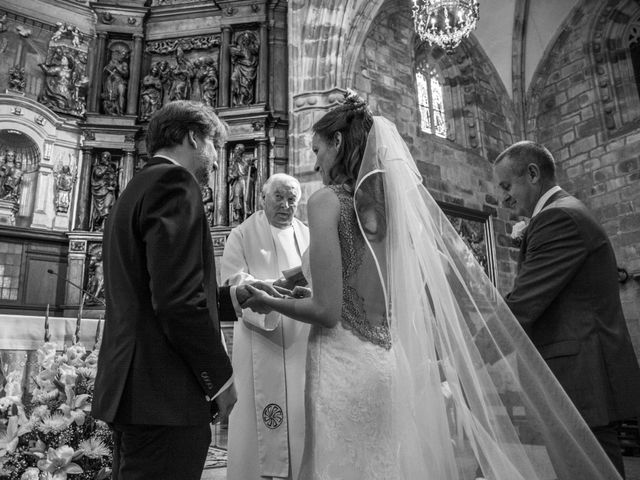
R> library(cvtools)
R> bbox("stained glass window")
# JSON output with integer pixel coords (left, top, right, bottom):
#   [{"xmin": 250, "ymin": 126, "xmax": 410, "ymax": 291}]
[{"xmin": 416, "ymin": 64, "xmax": 447, "ymax": 138}]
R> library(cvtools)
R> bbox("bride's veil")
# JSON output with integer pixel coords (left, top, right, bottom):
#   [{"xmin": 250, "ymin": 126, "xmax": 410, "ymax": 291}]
[{"xmin": 353, "ymin": 116, "xmax": 621, "ymax": 479}]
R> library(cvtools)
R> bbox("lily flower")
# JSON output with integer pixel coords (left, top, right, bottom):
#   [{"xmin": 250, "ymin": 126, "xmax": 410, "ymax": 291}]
[
  {"xmin": 37, "ymin": 445, "xmax": 83, "ymax": 480},
  {"xmin": 0, "ymin": 415, "xmax": 19, "ymax": 456}
]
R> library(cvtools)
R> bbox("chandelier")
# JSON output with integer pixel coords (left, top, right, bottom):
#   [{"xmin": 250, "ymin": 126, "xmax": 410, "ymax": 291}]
[{"xmin": 412, "ymin": 0, "xmax": 480, "ymax": 52}]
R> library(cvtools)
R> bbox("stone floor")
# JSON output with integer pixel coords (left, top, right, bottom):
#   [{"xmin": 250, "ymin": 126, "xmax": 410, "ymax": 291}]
[
  {"xmin": 203, "ymin": 456, "xmax": 640, "ymax": 480},
  {"xmin": 201, "ymin": 423, "xmax": 640, "ymax": 480}
]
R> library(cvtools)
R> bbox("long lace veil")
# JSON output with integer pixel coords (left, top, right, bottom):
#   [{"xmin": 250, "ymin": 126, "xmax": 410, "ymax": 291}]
[{"xmin": 353, "ymin": 117, "xmax": 621, "ymax": 479}]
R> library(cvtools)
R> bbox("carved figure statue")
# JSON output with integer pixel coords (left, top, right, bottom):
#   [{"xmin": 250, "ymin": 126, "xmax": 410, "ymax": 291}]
[
  {"xmin": 102, "ymin": 46, "xmax": 130, "ymax": 116},
  {"xmin": 38, "ymin": 47, "xmax": 74, "ymax": 111},
  {"xmin": 140, "ymin": 63, "xmax": 163, "ymax": 121},
  {"xmin": 53, "ymin": 163, "xmax": 77, "ymax": 214},
  {"xmin": 198, "ymin": 58, "xmax": 218, "ymax": 108},
  {"xmin": 90, "ymin": 151, "xmax": 118, "ymax": 231},
  {"xmin": 0, "ymin": 151, "xmax": 8, "ymax": 193},
  {"xmin": 2, "ymin": 151, "xmax": 23, "ymax": 202},
  {"xmin": 168, "ymin": 47, "xmax": 195, "ymax": 101},
  {"xmin": 230, "ymin": 31, "xmax": 259, "ymax": 107},
  {"xmin": 8, "ymin": 65, "xmax": 25, "ymax": 93},
  {"xmin": 202, "ymin": 185, "xmax": 215, "ymax": 227},
  {"xmin": 227, "ymin": 144, "xmax": 255, "ymax": 225},
  {"xmin": 86, "ymin": 250, "xmax": 105, "ymax": 305}
]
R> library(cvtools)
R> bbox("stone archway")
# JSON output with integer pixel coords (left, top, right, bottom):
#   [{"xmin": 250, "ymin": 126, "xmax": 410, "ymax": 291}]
[{"xmin": 288, "ymin": 0, "xmax": 387, "ymax": 197}]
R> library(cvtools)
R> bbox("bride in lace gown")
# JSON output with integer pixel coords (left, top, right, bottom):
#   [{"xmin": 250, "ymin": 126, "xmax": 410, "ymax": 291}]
[{"xmin": 245, "ymin": 92, "xmax": 622, "ymax": 480}]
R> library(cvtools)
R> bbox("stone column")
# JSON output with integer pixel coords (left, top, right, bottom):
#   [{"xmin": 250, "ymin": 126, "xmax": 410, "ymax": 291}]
[
  {"xmin": 219, "ymin": 26, "xmax": 231, "ymax": 108},
  {"xmin": 127, "ymin": 34, "xmax": 144, "ymax": 116},
  {"xmin": 74, "ymin": 147, "xmax": 93, "ymax": 231},
  {"xmin": 256, "ymin": 139, "xmax": 268, "ymax": 202},
  {"xmin": 257, "ymin": 23, "xmax": 268, "ymax": 104},
  {"xmin": 214, "ymin": 144, "xmax": 228, "ymax": 226},
  {"xmin": 89, "ymin": 33, "xmax": 108, "ymax": 113},
  {"xmin": 120, "ymin": 149, "xmax": 136, "ymax": 191}
]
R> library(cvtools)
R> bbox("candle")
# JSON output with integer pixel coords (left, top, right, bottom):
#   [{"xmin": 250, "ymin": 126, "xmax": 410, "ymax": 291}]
[
  {"xmin": 74, "ymin": 295, "xmax": 83, "ymax": 344},
  {"xmin": 94, "ymin": 315, "xmax": 103, "ymax": 349},
  {"xmin": 44, "ymin": 303, "xmax": 50, "ymax": 342}
]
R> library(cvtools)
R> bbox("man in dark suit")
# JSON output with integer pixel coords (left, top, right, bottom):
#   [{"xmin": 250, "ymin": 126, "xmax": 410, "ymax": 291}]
[
  {"xmin": 494, "ymin": 140, "xmax": 640, "ymax": 478},
  {"xmin": 92, "ymin": 100, "xmax": 272, "ymax": 480}
]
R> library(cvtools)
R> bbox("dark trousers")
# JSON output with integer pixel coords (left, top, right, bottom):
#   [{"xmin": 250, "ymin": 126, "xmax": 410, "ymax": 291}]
[
  {"xmin": 111, "ymin": 423, "xmax": 211, "ymax": 480},
  {"xmin": 592, "ymin": 422, "xmax": 626, "ymax": 479}
]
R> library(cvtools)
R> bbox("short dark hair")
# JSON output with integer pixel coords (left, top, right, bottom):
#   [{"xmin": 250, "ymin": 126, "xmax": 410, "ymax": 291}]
[
  {"xmin": 494, "ymin": 140, "xmax": 556, "ymax": 180},
  {"xmin": 312, "ymin": 90, "xmax": 373, "ymax": 188},
  {"xmin": 146, "ymin": 100, "xmax": 228, "ymax": 156}
]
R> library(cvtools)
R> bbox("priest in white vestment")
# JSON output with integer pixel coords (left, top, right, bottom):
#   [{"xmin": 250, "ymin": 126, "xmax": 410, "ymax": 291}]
[{"xmin": 223, "ymin": 173, "xmax": 310, "ymax": 480}]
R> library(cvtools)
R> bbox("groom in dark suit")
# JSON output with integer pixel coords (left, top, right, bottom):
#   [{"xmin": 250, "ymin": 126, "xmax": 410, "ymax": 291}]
[
  {"xmin": 92, "ymin": 101, "xmax": 270, "ymax": 480},
  {"xmin": 494, "ymin": 140, "xmax": 640, "ymax": 478}
]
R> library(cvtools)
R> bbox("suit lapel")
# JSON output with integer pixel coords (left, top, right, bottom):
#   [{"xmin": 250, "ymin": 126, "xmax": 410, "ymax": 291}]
[{"xmin": 517, "ymin": 189, "xmax": 569, "ymax": 271}]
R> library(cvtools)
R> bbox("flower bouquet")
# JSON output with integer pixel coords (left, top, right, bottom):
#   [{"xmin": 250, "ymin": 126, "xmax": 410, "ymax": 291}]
[{"xmin": 0, "ymin": 334, "xmax": 112, "ymax": 480}]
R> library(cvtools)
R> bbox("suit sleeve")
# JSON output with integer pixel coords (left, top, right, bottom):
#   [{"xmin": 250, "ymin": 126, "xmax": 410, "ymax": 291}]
[
  {"xmin": 141, "ymin": 168, "xmax": 232, "ymax": 397},
  {"xmin": 505, "ymin": 208, "xmax": 588, "ymax": 334}
]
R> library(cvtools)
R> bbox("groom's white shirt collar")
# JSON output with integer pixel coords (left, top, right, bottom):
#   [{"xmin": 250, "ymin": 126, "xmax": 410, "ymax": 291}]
[
  {"xmin": 532, "ymin": 185, "xmax": 562, "ymax": 218},
  {"xmin": 153, "ymin": 154, "xmax": 180, "ymax": 166}
]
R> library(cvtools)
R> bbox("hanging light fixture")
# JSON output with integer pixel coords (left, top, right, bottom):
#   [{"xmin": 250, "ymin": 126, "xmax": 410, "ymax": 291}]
[{"xmin": 412, "ymin": 0, "xmax": 480, "ymax": 52}]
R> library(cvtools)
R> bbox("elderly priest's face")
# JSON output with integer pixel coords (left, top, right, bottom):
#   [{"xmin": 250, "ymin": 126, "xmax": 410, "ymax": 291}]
[{"xmin": 263, "ymin": 178, "xmax": 300, "ymax": 229}]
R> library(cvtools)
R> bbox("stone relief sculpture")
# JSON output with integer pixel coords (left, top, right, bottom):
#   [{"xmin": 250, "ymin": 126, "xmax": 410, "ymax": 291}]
[
  {"xmin": 38, "ymin": 47, "xmax": 75, "ymax": 111},
  {"xmin": 139, "ymin": 63, "xmax": 164, "ymax": 121},
  {"xmin": 38, "ymin": 25, "xmax": 89, "ymax": 117},
  {"xmin": 1, "ymin": 151, "xmax": 24, "ymax": 202},
  {"xmin": 90, "ymin": 151, "xmax": 118, "ymax": 231},
  {"xmin": 8, "ymin": 65, "xmax": 25, "ymax": 93},
  {"xmin": 102, "ymin": 44, "xmax": 130, "ymax": 116},
  {"xmin": 85, "ymin": 247, "xmax": 105, "ymax": 306},
  {"xmin": 227, "ymin": 143, "xmax": 256, "ymax": 225},
  {"xmin": 168, "ymin": 47, "xmax": 196, "ymax": 101},
  {"xmin": 230, "ymin": 31, "xmax": 259, "ymax": 107},
  {"xmin": 0, "ymin": 151, "xmax": 9, "ymax": 194},
  {"xmin": 202, "ymin": 185, "xmax": 214, "ymax": 227},
  {"xmin": 53, "ymin": 162, "xmax": 78, "ymax": 214},
  {"xmin": 197, "ymin": 57, "xmax": 218, "ymax": 107}
]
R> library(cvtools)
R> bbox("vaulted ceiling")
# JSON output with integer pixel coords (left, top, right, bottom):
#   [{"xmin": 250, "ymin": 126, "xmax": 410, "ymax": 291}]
[{"xmin": 472, "ymin": 0, "xmax": 580, "ymax": 97}]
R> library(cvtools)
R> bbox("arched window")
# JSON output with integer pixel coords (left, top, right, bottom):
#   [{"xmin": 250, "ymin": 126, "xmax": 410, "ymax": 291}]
[
  {"xmin": 416, "ymin": 63, "xmax": 447, "ymax": 138},
  {"xmin": 627, "ymin": 21, "xmax": 640, "ymax": 98}
]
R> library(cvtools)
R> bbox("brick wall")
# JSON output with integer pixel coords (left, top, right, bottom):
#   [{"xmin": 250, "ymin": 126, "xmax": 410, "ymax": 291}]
[{"xmin": 352, "ymin": 5, "xmax": 519, "ymax": 293}]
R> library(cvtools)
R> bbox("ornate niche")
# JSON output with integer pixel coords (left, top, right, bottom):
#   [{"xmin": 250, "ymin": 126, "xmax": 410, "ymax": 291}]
[
  {"xmin": 230, "ymin": 30, "xmax": 260, "ymax": 108},
  {"xmin": 140, "ymin": 34, "xmax": 221, "ymax": 121},
  {"xmin": 101, "ymin": 41, "xmax": 131, "ymax": 117},
  {"xmin": 0, "ymin": 129, "xmax": 41, "ymax": 227},
  {"xmin": 88, "ymin": 150, "xmax": 119, "ymax": 232},
  {"xmin": 226, "ymin": 141, "xmax": 258, "ymax": 226}
]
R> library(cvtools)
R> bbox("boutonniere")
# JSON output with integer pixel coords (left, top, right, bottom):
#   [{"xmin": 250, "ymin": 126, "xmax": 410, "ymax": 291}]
[{"xmin": 510, "ymin": 220, "xmax": 529, "ymax": 245}]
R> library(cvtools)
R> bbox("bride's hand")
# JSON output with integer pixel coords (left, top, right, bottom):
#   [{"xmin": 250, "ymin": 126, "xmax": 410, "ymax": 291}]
[{"xmin": 243, "ymin": 284, "xmax": 278, "ymax": 314}]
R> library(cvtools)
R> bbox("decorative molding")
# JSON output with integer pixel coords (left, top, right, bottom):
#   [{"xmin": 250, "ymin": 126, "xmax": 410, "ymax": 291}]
[
  {"xmin": 70, "ymin": 239, "xmax": 87, "ymax": 253},
  {"xmin": 145, "ymin": 35, "xmax": 221, "ymax": 54}
]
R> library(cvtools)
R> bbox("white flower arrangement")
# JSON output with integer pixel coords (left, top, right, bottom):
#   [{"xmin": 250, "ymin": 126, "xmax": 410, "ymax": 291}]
[{"xmin": 0, "ymin": 339, "xmax": 112, "ymax": 480}]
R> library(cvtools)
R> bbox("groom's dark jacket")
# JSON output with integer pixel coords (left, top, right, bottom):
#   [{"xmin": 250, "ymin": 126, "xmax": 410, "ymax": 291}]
[
  {"xmin": 92, "ymin": 157, "xmax": 234, "ymax": 426},
  {"xmin": 506, "ymin": 189, "xmax": 640, "ymax": 427}
]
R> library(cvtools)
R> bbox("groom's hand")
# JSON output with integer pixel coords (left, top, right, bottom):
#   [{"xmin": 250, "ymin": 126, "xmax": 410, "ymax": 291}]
[
  {"xmin": 237, "ymin": 281, "xmax": 284, "ymax": 313},
  {"xmin": 214, "ymin": 383, "xmax": 237, "ymax": 424}
]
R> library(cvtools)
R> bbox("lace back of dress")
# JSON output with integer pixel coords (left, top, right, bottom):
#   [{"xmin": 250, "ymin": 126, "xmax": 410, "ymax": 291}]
[{"xmin": 330, "ymin": 185, "xmax": 391, "ymax": 349}]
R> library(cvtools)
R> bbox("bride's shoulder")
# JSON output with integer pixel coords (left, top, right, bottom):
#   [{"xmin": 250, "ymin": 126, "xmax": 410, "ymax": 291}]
[
  {"xmin": 308, "ymin": 186, "xmax": 340, "ymax": 217},
  {"xmin": 308, "ymin": 186, "xmax": 340, "ymax": 205}
]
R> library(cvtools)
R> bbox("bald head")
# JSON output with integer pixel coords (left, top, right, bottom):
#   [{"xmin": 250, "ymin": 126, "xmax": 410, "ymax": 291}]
[{"xmin": 262, "ymin": 173, "xmax": 301, "ymax": 229}]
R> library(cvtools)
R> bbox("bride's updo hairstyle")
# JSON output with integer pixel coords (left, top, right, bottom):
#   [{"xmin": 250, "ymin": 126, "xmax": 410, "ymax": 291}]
[{"xmin": 312, "ymin": 90, "xmax": 373, "ymax": 189}]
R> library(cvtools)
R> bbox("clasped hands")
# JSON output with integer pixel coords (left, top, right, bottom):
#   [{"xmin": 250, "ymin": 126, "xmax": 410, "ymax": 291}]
[{"xmin": 236, "ymin": 280, "xmax": 311, "ymax": 314}]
